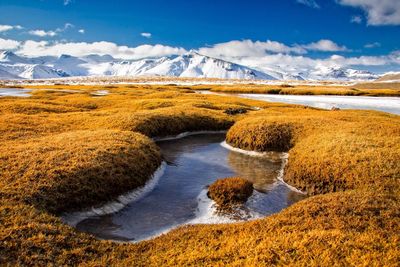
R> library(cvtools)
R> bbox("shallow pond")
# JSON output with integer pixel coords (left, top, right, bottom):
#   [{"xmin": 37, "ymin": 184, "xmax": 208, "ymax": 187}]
[
  {"xmin": 0, "ymin": 88, "xmax": 31, "ymax": 97},
  {"xmin": 239, "ymin": 94, "xmax": 400, "ymax": 115},
  {"xmin": 73, "ymin": 133, "xmax": 306, "ymax": 242}
]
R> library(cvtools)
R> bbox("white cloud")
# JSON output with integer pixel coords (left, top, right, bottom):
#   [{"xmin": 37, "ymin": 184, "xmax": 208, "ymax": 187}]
[
  {"xmin": 62, "ymin": 23, "xmax": 74, "ymax": 30},
  {"xmin": 28, "ymin": 30, "xmax": 58, "ymax": 37},
  {"xmin": 0, "ymin": 38, "xmax": 21, "ymax": 50},
  {"xmin": 16, "ymin": 40, "xmax": 187, "ymax": 60},
  {"xmin": 296, "ymin": 0, "xmax": 320, "ymax": 8},
  {"xmin": 27, "ymin": 23, "xmax": 74, "ymax": 38},
  {"xmin": 351, "ymin": 15, "xmax": 363, "ymax": 24},
  {"xmin": 198, "ymin": 39, "xmax": 349, "ymax": 58},
  {"xmin": 64, "ymin": 0, "xmax": 72, "ymax": 5},
  {"xmin": 364, "ymin": 42, "xmax": 381, "ymax": 48},
  {"xmin": 78, "ymin": 29, "xmax": 85, "ymax": 34},
  {"xmin": 338, "ymin": 0, "xmax": 400, "ymax": 25},
  {"xmin": 0, "ymin": 24, "xmax": 23, "ymax": 33},
  {"xmin": 300, "ymin": 39, "xmax": 349, "ymax": 52},
  {"xmin": 0, "ymin": 25, "xmax": 13, "ymax": 33},
  {"xmin": 141, "ymin": 32, "xmax": 152, "ymax": 38},
  {"xmin": 210, "ymin": 51, "xmax": 399, "ymax": 76},
  {"xmin": 199, "ymin": 40, "xmax": 306, "ymax": 58},
  {"xmin": 195, "ymin": 41, "xmax": 399, "ymax": 74}
]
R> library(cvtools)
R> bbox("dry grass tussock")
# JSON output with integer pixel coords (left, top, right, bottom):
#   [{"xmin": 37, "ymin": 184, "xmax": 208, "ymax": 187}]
[
  {"xmin": 189, "ymin": 83, "xmax": 400, "ymax": 96},
  {"xmin": 226, "ymin": 109, "xmax": 400, "ymax": 195},
  {"xmin": 0, "ymin": 84, "xmax": 399, "ymax": 266},
  {"xmin": 207, "ymin": 177, "xmax": 253, "ymax": 208}
]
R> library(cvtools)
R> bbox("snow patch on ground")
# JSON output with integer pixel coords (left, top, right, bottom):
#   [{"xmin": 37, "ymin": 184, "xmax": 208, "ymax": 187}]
[{"xmin": 154, "ymin": 130, "xmax": 227, "ymax": 142}]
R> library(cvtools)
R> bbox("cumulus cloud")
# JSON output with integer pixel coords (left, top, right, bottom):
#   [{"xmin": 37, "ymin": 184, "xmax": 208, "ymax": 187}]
[
  {"xmin": 296, "ymin": 0, "xmax": 320, "ymax": 8},
  {"xmin": 198, "ymin": 39, "xmax": 348, "ymax": 59},
  {"xmin": 300, "ymin": 39, "xmax": 349, "ymax": 52},
  {"xmin": 195, "ymin": 41, "xmax": 399, "ymax": 75},
  {"xmin": 0, "ymin": 38, "xmax": 21, "ymax": 50},
  {"xmin": 141, "ymin": 32, "xmax": 152, "ymax": 38},
  {"xmin": 28, "ymin": 23, "xmax": 74, "ymax": 38},
  {"xmin": 351, "ymin": 15, "xmax": 363, "ymax": 24},
  {"xmin": 16, "ymin": 40, "xmax": 187, "ymax": 59},
  {"xmin": 364, "ymin": 42, "xmax": 381, "ymax": 48},
  {"xmin": 61, "ymin": 23, "xmax": 74, "ymax": 30},
  {"xmin": 0, "ymin": 24, "xmax": 23, "ymax": 33},
  {"xmin": 28, "ymin": 30, "xmax": 58, "ymax": 37},
  {"xmin": 214, "ymin": 51, "xmax": 399, "ymax": 76},
  {"xmin": 337, "ymin": 0, "xmax": 400, "ymax": 25},
  {"xmin": 78, "ymin": 29, "xmax": 85, "ymax": 34},
  {"xmin": 199, "ymin": 40, "xmax": 306, "ymax": 58}
]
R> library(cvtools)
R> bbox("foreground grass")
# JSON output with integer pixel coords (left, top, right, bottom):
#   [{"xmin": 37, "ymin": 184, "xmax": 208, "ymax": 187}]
[{"xmin": 0, "ymin": 85, "xmax": 399, "ymax": 266}]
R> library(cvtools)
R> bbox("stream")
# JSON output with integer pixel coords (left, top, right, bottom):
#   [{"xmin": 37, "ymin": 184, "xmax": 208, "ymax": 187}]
[{"xmin": 71, "ymin": 133, "xmax": 306, "ymax": 242}]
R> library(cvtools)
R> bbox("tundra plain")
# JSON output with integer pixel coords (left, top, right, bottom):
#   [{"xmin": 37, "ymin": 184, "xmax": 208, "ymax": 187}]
[{"xmin": 0, "ymin": 83, "xmax": 399, "ymax": 266}]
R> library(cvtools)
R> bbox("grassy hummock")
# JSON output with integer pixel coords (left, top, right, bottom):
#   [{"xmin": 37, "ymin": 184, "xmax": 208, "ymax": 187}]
[{"xmin": 208, "ymin": 177, "xmax": 253, "ymax": 208}]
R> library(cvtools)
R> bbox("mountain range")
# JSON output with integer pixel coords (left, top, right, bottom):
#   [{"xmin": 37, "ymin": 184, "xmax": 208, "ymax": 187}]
[{"xmin": 0, "ymin": 50, "xmax": 381, "ymax": 81}]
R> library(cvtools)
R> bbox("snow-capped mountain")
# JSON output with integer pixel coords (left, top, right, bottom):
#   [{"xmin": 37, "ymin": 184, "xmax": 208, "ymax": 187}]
[
  {"xmin": 375, "ymin": 71, "xmax": 400, "ymax": 82},
  {"xmin": 308, "ymin": 66, "xmax": 379, "ymax": 81},
  {"xmin": 0, "ymin": 50, "xmax": 380, "ymax": 81},
  {"xmin": 0, "ymin": 51, "xmax": 30, "ymax": 64},
  {"xmin": 19, "ymin": 65, "xmax": 69, "ymax": 79}
]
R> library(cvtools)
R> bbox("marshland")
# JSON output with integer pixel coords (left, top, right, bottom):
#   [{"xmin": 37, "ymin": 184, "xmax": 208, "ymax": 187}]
[{"xmin": 0, "ymin": 83, "xmax": 399, "ymax": 266}]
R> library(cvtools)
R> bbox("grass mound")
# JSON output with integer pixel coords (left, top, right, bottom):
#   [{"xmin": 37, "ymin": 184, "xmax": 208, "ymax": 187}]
[
  {"xmin": 0, "ymin": 130, "xmax": 161, "ymax": 214},
  {"xmin": 208, "ymin": 177, "xmax": 253, "ymax": 208},
  {"xmin": 106, "ymin": 109, "xmax": 233, "ymax": 137},
  {"xmin": 227, "ymin": 120, "xmax": 294, "ymax": 152},
  {"xmin": 225, "ymin": 110, "xmax": 400, "ymax": 195}
]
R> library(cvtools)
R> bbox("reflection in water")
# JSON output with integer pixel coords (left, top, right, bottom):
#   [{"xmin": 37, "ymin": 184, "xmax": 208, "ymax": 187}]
[
  {"xmin": 227, "ymin": 151, "xmax": 282, "ymax": 192},
  {"xmin": 76, "ymin": 133, "xmax": 306, "ymax": 241}
]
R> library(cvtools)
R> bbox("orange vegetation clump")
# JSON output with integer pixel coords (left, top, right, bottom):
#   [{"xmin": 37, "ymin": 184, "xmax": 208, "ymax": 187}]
[{"xmin": 208, "ymin": 177, "xmax": 253, "ymax": 207}]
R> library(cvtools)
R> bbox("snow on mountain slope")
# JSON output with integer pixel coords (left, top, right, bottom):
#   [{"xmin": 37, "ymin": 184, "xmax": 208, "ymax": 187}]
[
  {"xmin": 257, "ymin": 66, "xmax": 305, "ymax": 80},
  {"xmin": 87, "ymin": 57, "xmax": 170, "ymax": 76},
  {"xmin": 375, "ymin": 72, "xmax": 400, "ymax": 82},
  {"xmin": 145, "ymin": 51, "xmax": 275, "ymax": 79},
  {"xmin": 309, "ymin": 66, "xmax": 379, "ymax": 81},
  {"xmin": 19, "ymin": 65, "xmax": 69, "ymax": 79},
  {"xmin": 82, "ymin": 54, "xmax": 115, "ymax": 63},
  {"xmin": 0, "ymin": 50, "xmax": 382, "ymax": 81},
  {"xmin": 52, "ymin": 55, "xmax": 88, "ymax": 76},
  {"xmin": 0, "ymin": 51, "xmax": 30, "ymax": 64},
  {"xmin": 0, "ymin": 67, "xmax": 20, "ymax": 79}
]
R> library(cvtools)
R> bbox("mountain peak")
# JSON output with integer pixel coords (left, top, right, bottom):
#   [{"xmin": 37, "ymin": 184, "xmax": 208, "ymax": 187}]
[
  {"xmin": 0, "ymin": 50, "xmax": 27, "ymax": 63},
  {"xmin": 59, "ymin": 54, "xmax": 74, "ymax": 59},
  {"xmin": 186, "ymin": 49, "xmax": 202, "ymax": 57},
  {"xmin": 0, "ymin": 51, "xmax": 379, "ymax": 81},
  {"xmin": 1, "ymin": 50, "xmax": 16, "ymax": 56}
]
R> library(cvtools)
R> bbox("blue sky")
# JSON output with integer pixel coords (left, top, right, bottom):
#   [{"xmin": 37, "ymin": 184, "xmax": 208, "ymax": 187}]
[{"xmin": 0, "ymin": 0, "xmax": 399, "ymax": 72}]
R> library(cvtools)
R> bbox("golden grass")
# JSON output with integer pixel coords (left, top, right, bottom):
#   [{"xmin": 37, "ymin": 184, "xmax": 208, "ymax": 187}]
[
  {"xmin": 188, "ymin": 83, "xmax": 400, "ymax": 96},
  {"xmin": 208, "ymin": 177, "xmax": 253, "ymax": 207},
  {"xmin": 0, "ymin": 84, "xmax": 399, "ymax": 266},
  {"xmin": 0, "ymin": 130, "xmax": 161, "ymax": 214},
  {"xmin": 226, "ymin": 108, "xmax": 400, "ymax": 194}
]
